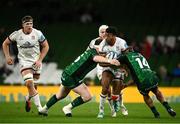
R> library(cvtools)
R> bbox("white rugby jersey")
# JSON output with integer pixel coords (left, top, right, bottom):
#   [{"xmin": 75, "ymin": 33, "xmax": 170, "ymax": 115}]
[
  {"xmin": 99, "ymin": 37, "xmax": 128, "ymax": 57},
  {"xmin": 87, "ymin": 37, "xmax": 102, "ymax": 50},
  {"xmin": 8, "ymin": 28, "xmax": 46, "ymax": 63}
]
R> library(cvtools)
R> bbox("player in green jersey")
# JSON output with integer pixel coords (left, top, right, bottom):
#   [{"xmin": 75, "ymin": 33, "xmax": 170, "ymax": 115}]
[
  {"xmin": 39, "ymin": 48, "xmax": 120, "ymax": 117},
  {"xmin": 118, "ymin": 47, "xmax": 176, "ymax": 118}
]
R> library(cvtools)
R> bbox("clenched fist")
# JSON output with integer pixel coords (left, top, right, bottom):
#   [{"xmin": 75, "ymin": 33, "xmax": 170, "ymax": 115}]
[{"xmin": 6, "ymin": 56, "xmax": 14, "ymax": 65}]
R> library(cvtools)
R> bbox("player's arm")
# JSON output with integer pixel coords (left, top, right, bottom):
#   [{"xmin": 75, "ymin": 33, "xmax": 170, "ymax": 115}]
[
  {"xmin": 99, "ymin": 62, "xmax": 117, "ymax": 67},
  {"xmin": 123, "ymin": 79, "xmax": 135, "ymax": 89},
  {"xmin": 2, "ymin": 37, "xmax": 14, "ymax": 65},
  {"xmin": 33, "ymin": 40, "xmax": 49, "ymax": 70},
  {"xmin": 120, "ymin": 64, "xmax": 130, "ymax": 77},
  {"xmin": 38, "ymin": 40, "xmax": 49, "ymax": 62},
  {"xmin": 93, "ymin": 55, "xmax": 120, "ymax": 66}
]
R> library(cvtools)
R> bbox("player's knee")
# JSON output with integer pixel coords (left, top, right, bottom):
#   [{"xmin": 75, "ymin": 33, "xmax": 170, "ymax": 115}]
[
  {"xmin": 33, "ymin": 74, "xmax": 40, "ymax": 81},
  {"xmin": 23, "ymin": 73, "xmax": 33, "ymax": 89},
  {"xmin": 34, "ymin": 77, "xmax": 39, "ymax": 81},
  {"xmin": 26, "ymin": 80, "xmax": 34, "ymax": 89},
  {"xmin": 102, "ymin": 86, "xmax": 109, "ymax": 94}
]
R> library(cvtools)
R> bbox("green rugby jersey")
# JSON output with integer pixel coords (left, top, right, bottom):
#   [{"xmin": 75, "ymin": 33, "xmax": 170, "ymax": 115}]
[
  {"xmin": 63, "ymin": 48, "xmax": 98, "ymax": 82},
  {"xmin": 118, "ymin": 51, "xmax": 155, "ymax": 84}
]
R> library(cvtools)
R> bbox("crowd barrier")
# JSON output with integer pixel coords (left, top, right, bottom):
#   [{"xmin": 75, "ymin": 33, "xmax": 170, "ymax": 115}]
[{"xmin": 0, "ymin": 86, "xmax": 180, "ymax": 103}]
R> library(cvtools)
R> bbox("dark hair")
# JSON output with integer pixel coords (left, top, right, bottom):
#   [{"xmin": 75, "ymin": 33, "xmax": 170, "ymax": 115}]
[
  {"xmin": 21, "ymin": 15, "xmax": 33, "ymax": 24},
  {"xmin": 106, "ymin": 26, "xmax": 118, "ymax": 36}
]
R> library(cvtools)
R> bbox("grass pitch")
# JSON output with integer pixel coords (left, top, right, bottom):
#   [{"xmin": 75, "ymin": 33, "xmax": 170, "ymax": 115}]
[{"xmin": 0, "ymin": 102, "xmax": 179, "ymax": 123}]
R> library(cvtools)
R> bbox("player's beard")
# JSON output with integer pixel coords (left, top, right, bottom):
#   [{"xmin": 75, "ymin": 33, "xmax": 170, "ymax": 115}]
[
  {"xmin": 26, "ymin": 27, "xmax": 32, "ymax": 34},
  {"xmin": 106, "ymin": 39, "xmax": 114, "ymax": 46}
]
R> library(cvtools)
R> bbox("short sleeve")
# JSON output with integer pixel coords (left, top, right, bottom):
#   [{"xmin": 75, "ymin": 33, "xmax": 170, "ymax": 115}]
[
  {"xmin": 87, "ymin": 39, "xmax": 95, "ymax": 50},
  {"xmin": 8, "ymin": 31, "xmax": 18, "ymax": 42},
  {"xmin": 121, "ymin": 40, "xmax": 128, "ymax": 51},
  {"xmin": 38, "ymin": 30, "xmax": 46, "ymax": 43}
]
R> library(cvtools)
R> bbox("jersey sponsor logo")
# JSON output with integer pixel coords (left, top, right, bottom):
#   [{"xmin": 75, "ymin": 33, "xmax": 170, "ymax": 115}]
[
  {"xmin": 106, "ymin": 51, "xmax": 118, "ymax": 59},
  {"xmin": 20, "ymin": 41, "xmax": 35, "ymax": 48}
]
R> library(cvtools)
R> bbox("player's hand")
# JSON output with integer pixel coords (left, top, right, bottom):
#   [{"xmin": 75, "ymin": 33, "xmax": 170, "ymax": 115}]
[
  {"xmin": 6, "ymin": 56, "xmax": 14, "ymax": 65},
  {"xmin": 110, "ymin": 59, "xmax": 120, "ymax": 66},
  {"xmin": 121, "ymin": 68, "xmax": 128, "ymax": 77},
  {"xmin": 32, "ymin": 60, "xmax": 42, "ymax": 71}
]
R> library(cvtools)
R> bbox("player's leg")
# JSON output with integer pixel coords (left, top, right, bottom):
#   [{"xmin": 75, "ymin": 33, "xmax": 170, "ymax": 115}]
[
  {"xmin": 98, "ymin": 71, "xmax": 113, "ymax": 118},
  {"xmin": 22, "ymin": 69, "xmax": 42, "ymax": 112},
  {"xmin": 152, "ymin": 87, "xmax": 176, "ymax": 117},
  {"xmin": 107, "ymin": 87, "xmax": 116, "ymax": 117},
  {"xmin": 112, "ymin": 80, "xmax": 128, "ymax": 115},
  {"xmin": 112, "ymin": 80, "xmax": 121, "ymax": 112},
  {"xmin": 97, "ymin": 66, "xmax": 115, "ymax": 117},
  {"xmin": 24, "ymin": 74, "xmax": 39, "ymax": 112},
  {"xmin": 63, "ymin": 83, "xmax": 92, "ymax": 117},
  {"xmin": 112, "ymin": 70, "xmax": 128, "ymax": 115},
  {"xmin": 39, "ymin": 85, "xmax": 71, "ymax": 116},
  {"xmin": 142, "ymin": 92, "xmax": 160, "ymax": 118},
  {"xmin": 33, "ymin": 73, "xmax": 40, "ymax": 90},
  {"xmin": 119, "ymin": 91, "xmax": 128, "ymax": 116}
]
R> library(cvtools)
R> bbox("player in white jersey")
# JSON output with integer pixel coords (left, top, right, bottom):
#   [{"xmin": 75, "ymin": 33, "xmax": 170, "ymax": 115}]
[
  {"xmin": 97, "ymin": 26, "xmax": 128, "ymax": 118},
  {"xmin": 2, "ymin": 15, "xmax": 49, "ymax": 113},
  {"xmin": 87, "ymin": 25, "xmax": 116, "ymax": 117}
]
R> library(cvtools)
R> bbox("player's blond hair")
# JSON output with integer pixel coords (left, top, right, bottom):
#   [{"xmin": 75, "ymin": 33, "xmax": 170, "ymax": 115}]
[{"xmin": 98, "ymin": 25, "xmax": 108, "ymax": 34}]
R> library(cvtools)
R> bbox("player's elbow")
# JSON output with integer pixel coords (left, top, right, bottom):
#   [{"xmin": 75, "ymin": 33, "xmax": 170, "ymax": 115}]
[
  {"xmin": 44, "ymin": 41, "xmax": 49, "ymax": 51},
  {"xmin": 2, "ymin": 40, "xmax": 8, "ymax": 50},
  {"xmin": 2, "ymin": 38, "xmax": 10, "ymax": 48},
  {"xmin": 46, "ymin": 44, "xmax": 49, "ymax": 52}
]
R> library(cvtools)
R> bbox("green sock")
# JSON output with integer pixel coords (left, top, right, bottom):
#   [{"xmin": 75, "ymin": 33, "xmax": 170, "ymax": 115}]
[
  {"xmin": 150, "ymin": 106, "xmax": 159, "ymax": 115},
  {"xmin": 163, "ymin": 102, "xmax": 171, "ymax": 110},
  {"xmin": 46, "ymin": 95, "xmax": 58, "ymax": 109},
  {"xmin": 71, "ymin": 96, "xmax": 85, "ymax": 108}
]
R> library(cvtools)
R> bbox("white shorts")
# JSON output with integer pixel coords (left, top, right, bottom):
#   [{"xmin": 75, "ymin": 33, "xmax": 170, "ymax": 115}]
[
  {"xmin": 19, "ymin": 60, "xmax": 42, "ymax": 74},
  {"xmin": 97, "ymin": 65, "xmax": 125, "ymax": 81}
]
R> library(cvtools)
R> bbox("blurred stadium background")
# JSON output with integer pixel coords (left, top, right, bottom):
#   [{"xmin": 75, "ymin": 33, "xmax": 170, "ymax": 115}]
[{"xmin": 0, "ymin": 0, "xmax": 180, "ymax": 103}]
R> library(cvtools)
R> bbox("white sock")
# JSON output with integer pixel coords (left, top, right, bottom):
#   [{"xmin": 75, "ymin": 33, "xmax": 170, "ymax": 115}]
[
  {"xmin": 119, "ymin": 93, "xmax": 124, "ymax": 107},
  {"xmin": 99, "ymin": 94, "xmax": 107, "ymax": 113},
  {"xmin": 32, "ymin": 94, "xmax": 42, "ymax": 111},
  {"xmin": 25, "ymin": 95, "xmax": 30, "ymax": 101},
  {"xmin": 66, "ymin": 103, "xmax": 73, "ymax": 109},
  {"xmin": 43, "ymin": 105, "xmax": 48, "ymax": 110},
  {"xmin": 107, "ymin": 97, "xmax": 114, "ymax": 111}
]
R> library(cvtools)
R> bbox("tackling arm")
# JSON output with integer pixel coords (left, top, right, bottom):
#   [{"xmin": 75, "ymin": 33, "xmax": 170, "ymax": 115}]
[{"xmin": 93, "ymin": 55, "xmax": 120, "ymax": 66}]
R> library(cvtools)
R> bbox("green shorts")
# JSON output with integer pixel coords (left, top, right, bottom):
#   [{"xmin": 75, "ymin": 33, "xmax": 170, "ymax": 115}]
[
  {"xmin": 61, "ymin": 72, "xmax": 82, "ymax": 89},
  {"xmin": 138, "ymin": 74, "xmax": 159, "ymax": 96}
]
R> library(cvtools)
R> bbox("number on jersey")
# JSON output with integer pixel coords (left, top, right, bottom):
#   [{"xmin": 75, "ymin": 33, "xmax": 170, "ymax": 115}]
[{"xmin": 135, "ymin": 57, "xmax": 150, "ymax": 69}]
